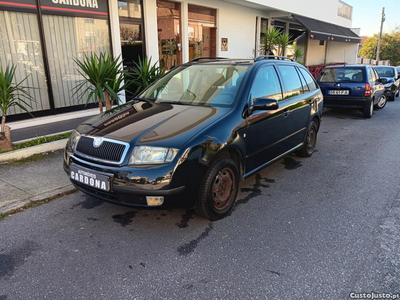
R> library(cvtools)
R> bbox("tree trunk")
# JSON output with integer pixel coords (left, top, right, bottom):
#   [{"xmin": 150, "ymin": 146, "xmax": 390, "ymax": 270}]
[
  {"xmin": 1, "ymin": 114, "xmax": 5, "ymax": 134},
  {"xmin": 105, "ymin": 91, "xmax": 112, "ymax": 111},
  {"xmin": 98, "ymin": 97, "xmax": 103, "ymax": 113},
  {"xmin": 0, "ymin": 125, "xmax": 13, "ymax": 151}
]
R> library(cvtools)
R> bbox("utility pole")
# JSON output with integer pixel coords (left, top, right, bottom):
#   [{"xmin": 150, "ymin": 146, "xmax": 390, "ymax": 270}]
[{"xmin": 376, "ymin": 7, "xmax": 385, "ymax": 64}]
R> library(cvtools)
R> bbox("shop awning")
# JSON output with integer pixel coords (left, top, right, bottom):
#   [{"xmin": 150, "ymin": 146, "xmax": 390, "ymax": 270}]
[{"xmin": 290, "ymin": 14, "xmax": 361, "ymax": 43}]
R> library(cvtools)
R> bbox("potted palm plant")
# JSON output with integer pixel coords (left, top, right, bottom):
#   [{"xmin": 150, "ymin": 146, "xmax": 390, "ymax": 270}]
[
  {"xmin": 0, "ymin": 65, "xmax": 34, "ymax": 151},
  {"xmin": 129, "ymin": 57, "xmax": 165, "ymax": 95},
  {"xmin": 260, "ymin": 27, "xmax": 280, "ymax": 55},
  {"xmin": 73, "ymin": 53, "xmax": 129, "ymax": 113},
  {"xmin": 277, "ymin": 33, "xmax": 293, "ymax": 56}
]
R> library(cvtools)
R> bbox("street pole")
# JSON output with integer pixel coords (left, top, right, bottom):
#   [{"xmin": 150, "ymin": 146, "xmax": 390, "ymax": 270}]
[{"xmin": 376, "ymin": 7, "xmax": 385, "ymax": 64}]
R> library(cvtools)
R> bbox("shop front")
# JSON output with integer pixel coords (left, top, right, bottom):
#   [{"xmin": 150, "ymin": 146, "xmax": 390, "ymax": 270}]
[
  {"xmin": 0, "ymin": 0, "xmax": 113, "ymax": 120},
  {"xmin": 1, "ymin": 0, "xmax": 360, "ymax": 121}
]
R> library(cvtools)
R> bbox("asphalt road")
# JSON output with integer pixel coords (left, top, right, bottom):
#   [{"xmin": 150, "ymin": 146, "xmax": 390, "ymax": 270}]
[{"xmin": 2, "ymin": 96, "xmax": 400, "ymax": 300}]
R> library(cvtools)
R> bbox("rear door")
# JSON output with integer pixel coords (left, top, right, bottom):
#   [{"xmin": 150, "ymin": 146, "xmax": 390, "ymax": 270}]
[
  {"xmin": 275, "ymin": 64, "xmax": 311, "ymax": 147},
  {"xmin": 318, "ymin": 67, "xmax": 366, "ymax": 98}
]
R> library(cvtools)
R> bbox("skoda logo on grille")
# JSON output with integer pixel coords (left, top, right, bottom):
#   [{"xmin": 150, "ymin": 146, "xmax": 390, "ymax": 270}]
[{"xmin": 92, "ymin": 137, "xmax": 104, "ymax": 148}]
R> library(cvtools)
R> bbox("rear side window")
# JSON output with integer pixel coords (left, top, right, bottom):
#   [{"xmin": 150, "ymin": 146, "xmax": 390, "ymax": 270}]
[
  {"xmin": 298, "ymin": 68, "xmax": 317, "ymax": 91},
  {"xmin": 368, "ymin": 68, "xmax": 376, "ymax": 82},
  {"xmin": 318, "ymin": 68, "xmax": 365, "ymax": 83},
  {"xmin": 277, "ymin": 65, "xmax": 303, "ymax": 99},
  {"xmin": 249, "ymin": 66, "xmax": 283, "ymax": 101},
  {"xmin": 375, "ymin": 67, "xmax": 395, "ymax": 77}
]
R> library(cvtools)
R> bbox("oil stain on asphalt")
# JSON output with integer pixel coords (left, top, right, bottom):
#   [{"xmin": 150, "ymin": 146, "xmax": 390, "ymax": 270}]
[
  {"xmin": 177, "ymin": 223, "xmax": 214, "ymax": 256},
  {"xmin": 112, "ymin": 211, "xmax": 138, "ymax": 227},
  {"xmin": 282, "ymin": 157, "xmax": 303, "ymax": 170},
  {"xmin": 0, "ymin": 241, "xmax": 40, "ymax": 279}
]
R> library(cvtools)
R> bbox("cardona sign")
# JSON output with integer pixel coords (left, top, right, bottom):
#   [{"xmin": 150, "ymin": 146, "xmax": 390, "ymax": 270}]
[{"xmin": 50, "ymin": 0, "xmax": 99, "ymax": 8}]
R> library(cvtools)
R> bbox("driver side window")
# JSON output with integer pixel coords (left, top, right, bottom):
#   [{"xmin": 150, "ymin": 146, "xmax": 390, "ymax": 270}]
[{"xmin": 249, "ymin": 66, "xmax": 283, "ymax": 101}]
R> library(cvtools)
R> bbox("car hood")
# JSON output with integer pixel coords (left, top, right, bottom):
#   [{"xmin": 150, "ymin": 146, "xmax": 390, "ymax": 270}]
[{"xmin": 76, "ymin": 101, "xmax": 230, "ymax": 148}]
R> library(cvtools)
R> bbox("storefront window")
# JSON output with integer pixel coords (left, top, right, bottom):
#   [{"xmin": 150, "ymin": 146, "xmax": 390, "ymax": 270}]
[
  {"xmin": 42, "ymin": 15, "xmax": 110, "ymax": 109},
  {"xmin": 188, "ymin": 4, "xmax": 217, "ymax": 60},
  {"xmin": 118, "ymin": 0, "xmax": 142, "ymax": 19},
  {"xmin": 0, "ymin": 11, "xmax": 50, "ymax": 115},
  {"xmin": 157, "ymin": 0, "xmax": 182, "ymax": 70}
]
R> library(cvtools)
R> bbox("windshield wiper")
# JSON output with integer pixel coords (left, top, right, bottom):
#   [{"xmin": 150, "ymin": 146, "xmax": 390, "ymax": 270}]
[{"xmin": 157, "ymin": 101, "xmax": 188, "ymax": 105}]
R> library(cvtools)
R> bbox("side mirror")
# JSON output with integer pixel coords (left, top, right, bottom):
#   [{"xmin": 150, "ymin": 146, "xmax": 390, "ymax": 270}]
[
  {"xmin": 380, "ymin": 78, "xmax": 388, "ymax": 84},
  {"xmin": 252, "ymin": 98, "xmax": 279, "ymax": 112}
]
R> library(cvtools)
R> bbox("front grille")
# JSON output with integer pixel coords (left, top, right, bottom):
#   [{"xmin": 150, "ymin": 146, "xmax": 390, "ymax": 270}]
[{"xmin": 75, "ymin": 136, "xmax": 128, "ymax": 164}]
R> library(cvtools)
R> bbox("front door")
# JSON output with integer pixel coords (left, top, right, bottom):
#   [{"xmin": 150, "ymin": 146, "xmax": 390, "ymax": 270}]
[
  {"xmin": 246, "ymin": 65, "xmax": 287, "ymax": 173},
  {"xmin": 120, "ymin": 21, "xmax": 145, "ymax": 100}
]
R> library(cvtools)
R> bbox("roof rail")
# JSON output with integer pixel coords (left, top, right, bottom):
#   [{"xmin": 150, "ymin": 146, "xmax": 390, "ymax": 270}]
[
  {"xmin": 255, "ymin": 55, "xmax": 296, "ymax": 62},
  {"xmin": 189, "ymin": 57, "xmax": 228, "ymax": 62}
]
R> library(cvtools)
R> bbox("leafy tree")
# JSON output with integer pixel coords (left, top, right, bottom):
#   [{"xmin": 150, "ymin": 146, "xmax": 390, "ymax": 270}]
[{"xmin": 359, "ymin": 32, "xmax": 400, "ymax": 65}]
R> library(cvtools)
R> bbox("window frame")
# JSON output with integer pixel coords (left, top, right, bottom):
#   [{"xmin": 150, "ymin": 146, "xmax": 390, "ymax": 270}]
[{"xmin": 276, "ymin": 64, "xmax": 305, "ymax": 100}]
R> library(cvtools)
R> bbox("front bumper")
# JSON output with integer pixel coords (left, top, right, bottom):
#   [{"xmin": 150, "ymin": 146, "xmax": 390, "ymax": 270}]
[
  {"xmin": 323, "ymin": 96, "xmax": 370, "ymax": 108},
  {"xmin": 63, "ymin": 150, "xmax": 205, "ymax": 208}
]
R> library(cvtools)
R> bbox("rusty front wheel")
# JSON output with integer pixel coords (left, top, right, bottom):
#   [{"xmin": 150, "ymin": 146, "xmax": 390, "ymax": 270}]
[{"xmin": 195, "ymin": 157, "xmax": 239, "ymax": 220}]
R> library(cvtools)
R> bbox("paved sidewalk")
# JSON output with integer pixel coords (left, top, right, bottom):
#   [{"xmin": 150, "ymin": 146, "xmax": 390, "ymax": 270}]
[
  {"xmin": 11, "ymin": 115, "xmax": 91, "ymax": 142},
  {"xmin": 0, "ymin": 150, "xmax": 75, "ymax": 214}
]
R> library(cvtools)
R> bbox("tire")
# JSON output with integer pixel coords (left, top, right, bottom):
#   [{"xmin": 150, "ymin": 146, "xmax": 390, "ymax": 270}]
[
  {"xmin": 363, "ymin": 99, "xmax": 373, "ymax": 118},
  {"xmin": 297, "ymin": 120, "xmax": 318, "ymax": 157},
  {"xmin": 375, "ymin": 94, "xmax": 387, "ymax": 109},
  {"xmin": 389, "ymin": 94, "xmax": 396, "ymax": 101},
  {"xmin": 195, "ymin": 157, "xmax": 239, "ymax": 220}
]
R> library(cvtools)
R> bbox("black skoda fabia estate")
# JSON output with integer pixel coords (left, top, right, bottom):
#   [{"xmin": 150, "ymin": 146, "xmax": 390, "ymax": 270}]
[{"xmin": 64, "ymin": 56, "xmax": 323, "ymax": 220}]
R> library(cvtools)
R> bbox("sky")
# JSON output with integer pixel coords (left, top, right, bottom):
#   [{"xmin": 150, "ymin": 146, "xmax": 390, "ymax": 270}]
[{"xmin": 346, "ymin": 0, "xmax": 399, "ymax": 36}]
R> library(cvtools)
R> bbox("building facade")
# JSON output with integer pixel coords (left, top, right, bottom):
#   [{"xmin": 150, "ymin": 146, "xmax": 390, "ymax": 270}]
[{"xmin": 0, "ymin": 0, "xmax": 360, "ymax": 120}]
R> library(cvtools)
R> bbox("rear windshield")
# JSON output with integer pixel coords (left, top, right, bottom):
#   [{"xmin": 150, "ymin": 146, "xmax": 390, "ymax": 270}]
[
  {"xmin": 375, "ymin": 67, "xmax": 395, "ymax": 77},
  {"xmin": 318, "ymin": 68, "xmax": 365, "ymax": 83}
]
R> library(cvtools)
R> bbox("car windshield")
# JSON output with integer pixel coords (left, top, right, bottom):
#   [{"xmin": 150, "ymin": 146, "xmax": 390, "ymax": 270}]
[
  {"xmin": 318, "ymin": 67, "xmax": 365, "ymax": 83},
  {"xmin": 139, "ymin": 64, "xmax": 249, "ymax": 107},
  {"xmin": 375, "ymin": 67, "xmax": 395, "ymax": 77}
]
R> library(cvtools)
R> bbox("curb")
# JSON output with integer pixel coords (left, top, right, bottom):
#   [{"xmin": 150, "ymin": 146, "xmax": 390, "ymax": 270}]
[
  {"xmin": 0, "ymin": 184, "xmax": 77, "ymax": 215},
  {"xmin": 0, "ymin": 139, "xmax": 68, "ymax": 163}
]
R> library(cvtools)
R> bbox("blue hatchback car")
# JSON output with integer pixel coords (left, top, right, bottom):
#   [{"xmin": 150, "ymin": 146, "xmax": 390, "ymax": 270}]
[{"xmin": 317, "ymin": 65, "xmax": 386, "ymax": 118}]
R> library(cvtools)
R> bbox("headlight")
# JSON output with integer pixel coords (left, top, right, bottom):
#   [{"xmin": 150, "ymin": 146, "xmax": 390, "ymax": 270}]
[
  {"xmin": 129, "ymin": 146, "xmax": 179, "ymax": 165},
  {"xmin": 69, "ymin": 130, "xmax": 81, "ymax": 151},
  {"xmin": 384, "ymin": 83, "xmax": 393, "ymax": 88}
]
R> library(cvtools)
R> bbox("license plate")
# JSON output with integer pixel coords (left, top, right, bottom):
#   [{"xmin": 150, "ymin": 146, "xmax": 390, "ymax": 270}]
[
  {"xmin": 70, "ymin": 164, "xmax": 111, "ymax": 191},
  {"xmin": 328, "ymin": 90, "xmax": 349, "ymax": 95}
]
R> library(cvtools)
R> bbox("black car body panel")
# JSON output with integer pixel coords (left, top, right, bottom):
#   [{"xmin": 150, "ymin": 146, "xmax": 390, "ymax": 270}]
[
  {"xmin": 375, "ymin": 66, "xmax": 400, "ymax": 99},
  {"xmin": 64, "ymin": 58, "xmax": 323, "ymax": 209}
]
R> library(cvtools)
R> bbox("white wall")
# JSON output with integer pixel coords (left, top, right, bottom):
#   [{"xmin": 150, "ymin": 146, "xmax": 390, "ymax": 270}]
[
  {"xmin": 306, "ymin": 40, "xmax": 327, "ymax": 66},
  {"xmin": 246, "ymin": 0, "xmax": 352, "ymax": 28},
  {"xmin": 326, "ymin": 42, "xmax": 358, "ymax": 64},
  {"xmin": 142, "ymin": 0, "xmax": 271, "ymax": 63}
]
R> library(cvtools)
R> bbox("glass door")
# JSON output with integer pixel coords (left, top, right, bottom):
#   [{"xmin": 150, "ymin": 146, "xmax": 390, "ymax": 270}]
[{"xmin": 118, "ymin": 0, "xmax": 145, "ymax": 100}]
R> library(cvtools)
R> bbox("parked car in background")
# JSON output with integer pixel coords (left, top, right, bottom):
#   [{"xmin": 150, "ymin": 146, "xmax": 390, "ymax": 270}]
[
  {"xmin": 64, "ymin": 56, "xmax": 323, "ymax": 220},
  {"xmin": 375, "ymin": 66, "xmax": 400, "ymax": 101},
  {"xmin": 317, "ymin": 65, "xmax": 386, "ymax": 118}
]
